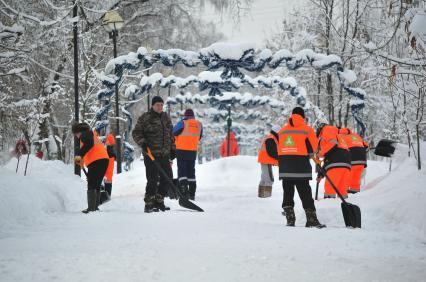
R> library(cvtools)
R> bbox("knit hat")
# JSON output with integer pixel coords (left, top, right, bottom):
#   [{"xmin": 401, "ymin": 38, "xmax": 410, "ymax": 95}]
[
  {"xmin": 184, "ymin": 109, "xmax": 195, "ymax": 117},
  {"xmin": 71, "ymin": 122, "xmax": 90, "ymax": 134},
  {"xmin": 151, "ymin": 96, "xmax": 164, "ymax": 106},
  {"xmin": 292, "ymin": 107, "xmax": 305, "ymax": 118},
  {"xmin": 271, "ymin": 125, "xmax": 281, "ymax": 133}
]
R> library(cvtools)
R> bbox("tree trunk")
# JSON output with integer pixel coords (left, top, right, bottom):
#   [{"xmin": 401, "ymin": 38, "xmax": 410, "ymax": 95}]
[
  {"xmin": 324, "ymin": 0, "xmax": 334, "ymax": 124},
  {"xmin": 327, "ymin": 73, "xmax": 334, "ymax": 124},
  {"xmin": 416, "ymin": 124, "xmax": 421, "ymax": 170}
]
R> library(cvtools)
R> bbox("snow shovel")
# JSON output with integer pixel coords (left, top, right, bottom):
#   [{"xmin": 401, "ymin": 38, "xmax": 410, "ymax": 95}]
[
  {"xmin": 373, "ymin": 139, "xmax": 396, "ymax": 158},
  {"xmin": 167, "ymin": 178, "xmax": 179, "ymax": 199},
  {"xmin": 313, "ymin": 158, "xmax": 361, "ymax": 228},
  {"xmin": 315, "ymin": 164, "xmax": 321, "ymax": 201},
  {"xmin": 99, "ymin": 184, "xmax": 111, "ymax": 205},
  {"xmin": 145, "ymin": 148, "xmax": 204, "ymax": 212},
  {"xmin": 315, "ymin": 180, "xmax": 320, "ymax": 201}
]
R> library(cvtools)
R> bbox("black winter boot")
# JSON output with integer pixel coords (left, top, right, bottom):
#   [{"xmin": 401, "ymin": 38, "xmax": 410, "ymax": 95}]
[
  {"xmin": 305, "ymin": 209, "xmax": 326, "ymax": 228},
  {"xmin": 188, "ymin": 182, "xmax": 197, "ymax": 201},
  {"xmin": 144, "ymin": 195, "xmax": 159, "ymax": 213},
  {"xmin": 179, "ymin": 183, "xmax": 189, "ymax": 199},
  {"xmin": 283, "ymin": 206, "xmax": 296, "ymax": 227},
  {"xmin": 82, "ymin": 190, "xmax": 97, "ymax": 214},
  {"xmin": 155, "ymin": 194, "xmax": 170, "ymax": 211}
]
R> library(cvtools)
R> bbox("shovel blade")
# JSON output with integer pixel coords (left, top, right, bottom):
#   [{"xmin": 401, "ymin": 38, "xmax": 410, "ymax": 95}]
[
  {"xmin": 374, "ymin": 139, "xmax": 396, "ymax": 158},
  {"xmin": 341, "ymin": 202, "xmax": 361, "ymax": 228},
  {"xmin": 99, "ymin": 190, "xmax": 111, "ymax": 205},
  {"xmin": 178, "ymin": 197, "xmax": 204, "ymax": 212}
]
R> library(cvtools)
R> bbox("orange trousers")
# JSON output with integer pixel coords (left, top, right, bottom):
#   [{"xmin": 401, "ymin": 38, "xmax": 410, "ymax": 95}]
[
  {"xmin": 105, "ymin": 158, "xmax": 115, "ymax": 183},
  {"xmin": 349, "ymin": 165, "xmax": 364, "ymax": 193},
  {"xmin": 324, "ymin": 167, "xmax": 350, "ymax": 198}
]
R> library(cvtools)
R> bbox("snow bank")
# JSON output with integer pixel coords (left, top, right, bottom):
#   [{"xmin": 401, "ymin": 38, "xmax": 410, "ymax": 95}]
[
  {"xmin": 364, "ymin": 158, "xmax": 426, "ymax": 237},
  {"xmin": 1, "ymin": 152, "xmax": 426, "ymax": 281},
  {"xmin": 0, "ymin": 156, "xmax": 84, "ymax": 230}
]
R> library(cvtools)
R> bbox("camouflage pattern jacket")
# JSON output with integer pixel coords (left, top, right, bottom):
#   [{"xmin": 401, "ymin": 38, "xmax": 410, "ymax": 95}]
[{"xmin": 132, "ymin": 109, "xmax": 175, "ymax": 158}]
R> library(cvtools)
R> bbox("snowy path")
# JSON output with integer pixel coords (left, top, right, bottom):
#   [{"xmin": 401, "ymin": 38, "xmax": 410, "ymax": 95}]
[{"xmin": 1, "ymin": 155, "xmax": 426, "ymax": 282}]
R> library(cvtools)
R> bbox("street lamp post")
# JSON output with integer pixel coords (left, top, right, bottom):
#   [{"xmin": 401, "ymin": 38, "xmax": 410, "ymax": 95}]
[
  {"xmin": 73, "ymin": 0, "xmax": 80, "ymax": 176},
  {"xmin": 103, "ymin": 10, "xmax": 124, "ymax": 174}
]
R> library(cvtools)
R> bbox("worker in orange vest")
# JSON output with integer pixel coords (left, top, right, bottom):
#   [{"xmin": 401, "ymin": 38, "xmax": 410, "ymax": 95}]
[
  {"xmin": 220, "ymin": 131, "xmax": 239, "ymax": 157},
  {"xmin": 72, "ymin": 122, "xmax": 109, "ymax": 213},
  {"xmin": 316, "ymin": 124, "xmax": 351, "ymax": 199},
  {"xmin": 339, "ymin": 127, "xmax": 369, "ymax": 193},
  {"xmin": 278, "ymin": 107, "xmax": 325, "ymax": 228},
  {"xmin": 257, "ymin": 125, "xmax": 280, "ymax": 198},
  {"xmin": 100, "ymin": 133, "xmax": 116, "ymax": 204},
  {"xmin": 173, "ymin": 109, "xmax": 203, "ymax": 200}
]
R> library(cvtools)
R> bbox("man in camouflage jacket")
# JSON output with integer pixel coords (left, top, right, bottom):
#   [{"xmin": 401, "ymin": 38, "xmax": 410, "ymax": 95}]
[{"xmin": 132, "ymin": 96, "xmax": 176, "ymax": 213}]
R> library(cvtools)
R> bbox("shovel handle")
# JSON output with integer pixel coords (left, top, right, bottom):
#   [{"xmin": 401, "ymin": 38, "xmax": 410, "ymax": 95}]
[
  {"xmin": 145, "ymin": 148, "xmax": 155, "ymax": 161},
  {"xmin": 312, "ymin": 157, "xmax": 348, "ymax": 204},
  {"xmin": 313, "ymin": 157, "xmax": 360, "ymax": 227}
]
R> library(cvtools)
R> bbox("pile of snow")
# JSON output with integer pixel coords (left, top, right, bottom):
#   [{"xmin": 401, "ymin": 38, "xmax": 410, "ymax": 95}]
[{"xmin": 0, "ymin": 156, "xmax": 84, "ymax": 230}]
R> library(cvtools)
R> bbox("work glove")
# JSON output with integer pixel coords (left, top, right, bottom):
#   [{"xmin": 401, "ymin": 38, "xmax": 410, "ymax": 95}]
[{"xmin": 74, "ymin": 156, "xmax": 83, "ymax": 167}]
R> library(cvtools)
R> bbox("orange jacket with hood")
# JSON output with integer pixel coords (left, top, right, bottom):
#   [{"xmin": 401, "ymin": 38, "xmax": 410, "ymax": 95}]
[{"xmin": 220, "ymin": 132, "xmax": 239, "ymax": 157}]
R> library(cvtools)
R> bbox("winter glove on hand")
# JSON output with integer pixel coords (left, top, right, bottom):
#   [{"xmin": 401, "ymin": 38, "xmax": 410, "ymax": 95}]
[
  {"xmin": 170, "ymin": 149, "xmax": 176, "ymax": 161},
  {"xmin": 74, "ymin": 156, "xmax": 83, "ymax": 167}
]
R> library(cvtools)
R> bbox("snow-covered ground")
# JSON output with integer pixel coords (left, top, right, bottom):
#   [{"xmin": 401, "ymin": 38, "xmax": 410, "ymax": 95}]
[{"xmin": 1, "ymin": 148, "xmax": 426, "ymax": 282}]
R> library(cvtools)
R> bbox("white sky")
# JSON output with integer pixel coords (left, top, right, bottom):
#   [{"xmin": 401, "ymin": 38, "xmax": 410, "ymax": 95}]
[{"xmin": 202, "ymin": 0, "xmax": 304, "ymax": 48}]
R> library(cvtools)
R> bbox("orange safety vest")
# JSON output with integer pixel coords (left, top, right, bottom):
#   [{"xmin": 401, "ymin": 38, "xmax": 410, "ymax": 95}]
[
  {"xmin": 257, "ymin": 134, "xmax": 278, "ymax": 166},
  {"xmin": 175, "ymin": 119, "xmax": 202, "ymax": 151},
  {"xmin": 318, "ymin": 125, "xmax": 349, "ymax": 157},
  {"xmin": 80, "ymin": 131, "xmax": 109, "ymax": 166},
  {"xmin": 277, "ymin": 115, "xmax": 317, "ymax": 157},
  {"xmin": 339, "ymin": 128, "xmax": 368, "ymax": 149}
]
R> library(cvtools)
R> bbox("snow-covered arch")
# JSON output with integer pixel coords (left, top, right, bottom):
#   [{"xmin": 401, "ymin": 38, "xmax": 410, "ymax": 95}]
[
  {"xmin": 99, "ymin": 42, "xmax": 365, "ymax": 131},
  {"xmin": 99, "ymin": 42, "xmax": 366, "ymax": 167}
]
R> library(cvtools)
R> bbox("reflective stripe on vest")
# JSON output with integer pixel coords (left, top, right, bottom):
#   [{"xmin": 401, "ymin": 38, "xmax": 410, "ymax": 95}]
[
  {"xmin": 324, "ymin": 162, "xmax": 351, "ymax": 170},
  {"xmin": 279, "ymin": 172, "xmax": 312, "ymax": 178},
  {"xmin": 81, "ymin": 131, "xmax": 109, "ymax": 167},
  {"xmin": 351, "ymin": 160, "xmax": 367, "ymax": 165},
  {"xmin": 175, "ymin": 119, "xmax": 201, "ymax": 151}
]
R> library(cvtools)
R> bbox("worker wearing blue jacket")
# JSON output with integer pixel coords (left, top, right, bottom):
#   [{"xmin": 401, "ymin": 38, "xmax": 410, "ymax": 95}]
[{"xmin": 173, "ymin": 109, "xmax": 203, "ymax": 200}]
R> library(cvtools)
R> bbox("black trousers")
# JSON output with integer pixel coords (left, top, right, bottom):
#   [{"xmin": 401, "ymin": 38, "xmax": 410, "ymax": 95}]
[
  {"xmin": 87, "ymin": 159, "xmax": 109, "ymax": 191},
  {"xmin": 144, "ymin": 156, "xmax": 172, "ymax": 197},
  {"xmin": 282, "ymin": 179, "xmax": 315, "ymax": 210},
  {"xmin": 177, "ymin": 157, "xmax": 196, "ymax": 186}
]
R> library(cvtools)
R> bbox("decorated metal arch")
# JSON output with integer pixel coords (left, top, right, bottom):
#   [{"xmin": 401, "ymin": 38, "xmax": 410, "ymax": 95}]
[{"xmin": 98, "ymin": 42, "xmax": 367, "ymax": 169}]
